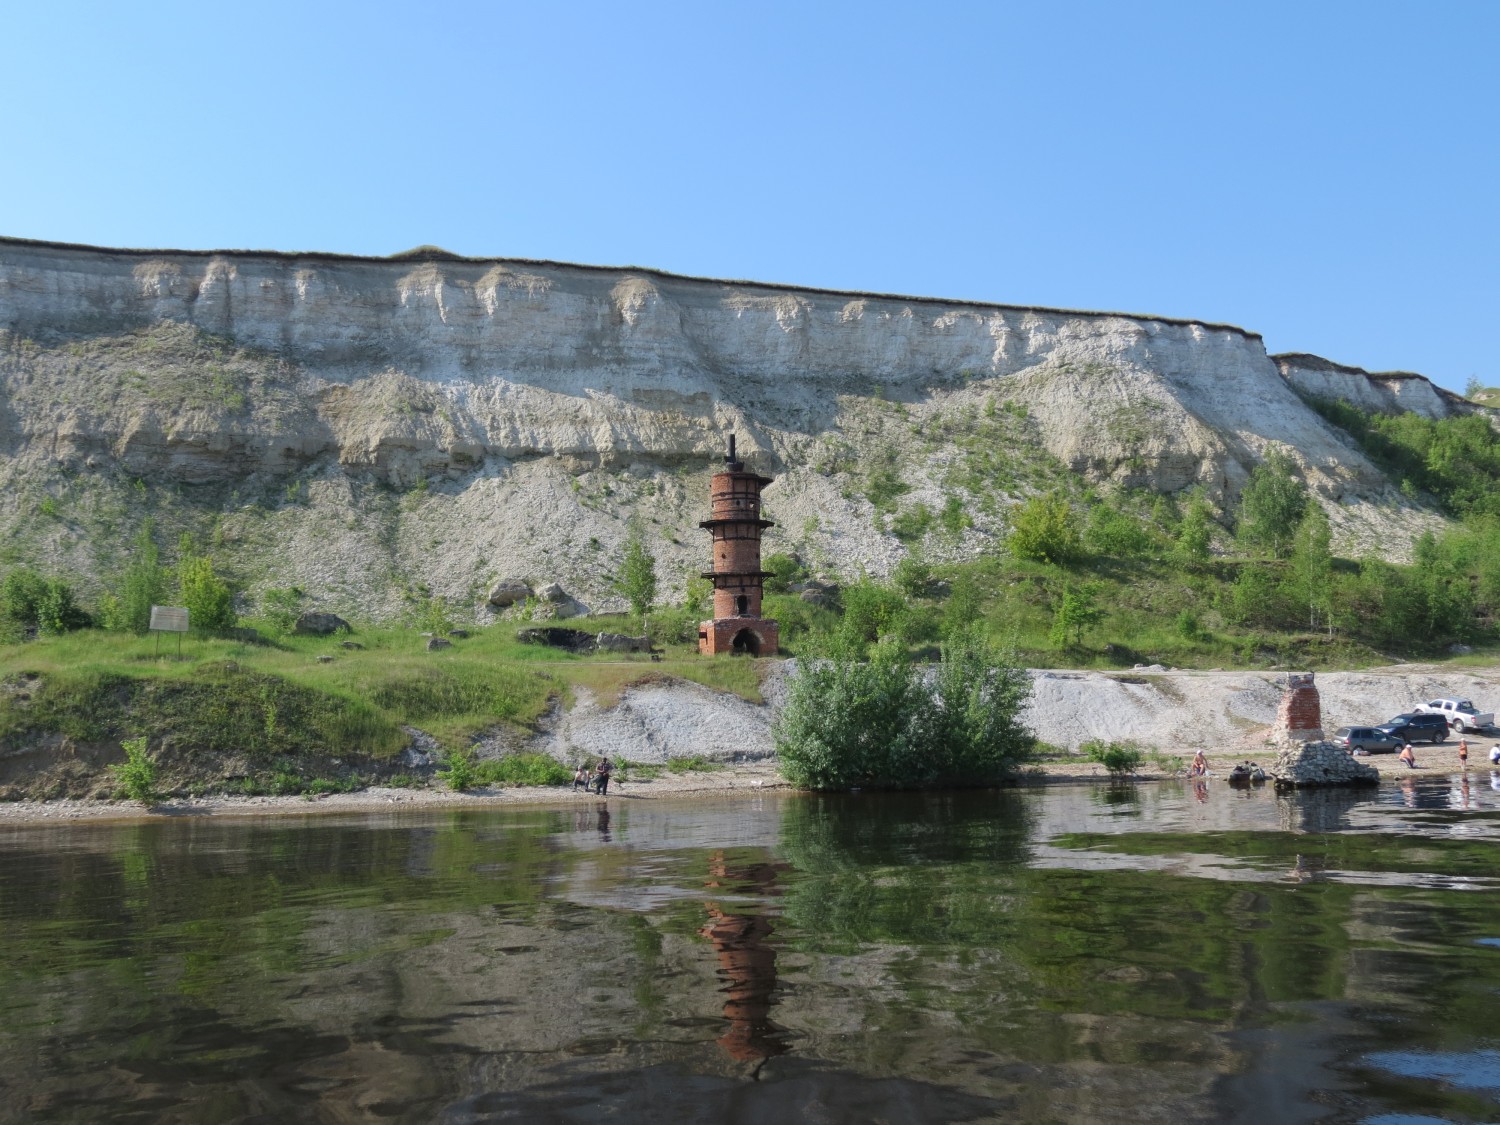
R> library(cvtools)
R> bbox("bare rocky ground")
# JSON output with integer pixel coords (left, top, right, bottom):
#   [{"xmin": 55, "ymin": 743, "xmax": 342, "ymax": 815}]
[
  {"xmin": 3, "ymin": 660, "xmax": 1496, "ymax": 824},
  {"xmin": 514, "ymin": 659, "xmax": 1500, "ymax": 765}
]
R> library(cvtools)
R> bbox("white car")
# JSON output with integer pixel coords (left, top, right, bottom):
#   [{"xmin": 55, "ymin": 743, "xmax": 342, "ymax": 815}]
[{"xmin": 1413, "ymin": 699, "xmax": 1495, "ymax": 733}]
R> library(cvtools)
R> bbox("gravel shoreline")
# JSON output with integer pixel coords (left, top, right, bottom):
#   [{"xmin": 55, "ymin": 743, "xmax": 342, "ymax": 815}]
[
  {"xmin": 0, "ymin": 762, "xmax": 793, "ymax": 825},
  {"xmin": 1, "ymin": 747, "xmax": 1489, "ymax": 826}
]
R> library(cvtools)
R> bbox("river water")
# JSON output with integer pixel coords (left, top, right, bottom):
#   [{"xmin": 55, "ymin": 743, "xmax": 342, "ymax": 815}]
[{"xmin": 1, "ymin": 775, "xmax": 1498, "ymax": 1124}]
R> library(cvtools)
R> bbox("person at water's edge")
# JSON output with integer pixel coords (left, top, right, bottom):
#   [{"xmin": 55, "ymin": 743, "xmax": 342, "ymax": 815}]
[
  {"xmin": 572, "ymin": 765, "xmax": 591, "ymax": 792},
  {"xmin": 593, "ymin": 757, "xmax": 613, "ymax": 796}
]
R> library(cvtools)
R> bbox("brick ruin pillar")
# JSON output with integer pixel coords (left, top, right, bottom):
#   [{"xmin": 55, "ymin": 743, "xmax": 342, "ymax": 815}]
[
  {"xmin": 1274, "ymin": 672, "xmax": 1324, "ymax": 742},
  {"xmin": 698, "ymin": 434, "xmax": 779, "ymax": 656}
]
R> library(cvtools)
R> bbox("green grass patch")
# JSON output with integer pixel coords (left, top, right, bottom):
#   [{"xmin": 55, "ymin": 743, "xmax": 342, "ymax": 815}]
[
  {"xmin": 474, "ymin": 753, "xmax": 571, "ymax": 787},
  {"xmin": 666, "ymin": 755, "xmax": 724, "ymax": 773}
]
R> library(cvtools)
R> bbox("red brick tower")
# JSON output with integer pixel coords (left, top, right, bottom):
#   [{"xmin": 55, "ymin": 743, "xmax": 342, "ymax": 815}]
[{"xmin": 698, "ymin": 435, "xmax": 779, "ymax": 656}]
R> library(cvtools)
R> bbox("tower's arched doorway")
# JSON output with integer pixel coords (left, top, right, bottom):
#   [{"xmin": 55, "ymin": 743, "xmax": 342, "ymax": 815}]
[{"xmin": 731, "ymin": 628, "xmax": 761, "ymax": 656}]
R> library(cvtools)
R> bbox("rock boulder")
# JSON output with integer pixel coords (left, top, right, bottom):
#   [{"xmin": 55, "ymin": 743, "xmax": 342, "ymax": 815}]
[
  {"xmin": 516, "ymin": 627, "xmax": 595, "ymax": 654},
  {"xmin": 488, "ymin": 579, "xmax": 533, "ymax": 607},
  {"xmin": 295, "ymin": 612, "xmax": 351, "ymax": 636}
]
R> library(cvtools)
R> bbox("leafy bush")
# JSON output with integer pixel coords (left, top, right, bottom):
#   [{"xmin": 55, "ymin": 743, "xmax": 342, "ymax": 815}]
[
  {"xmin": 1081, "ymin": 739, "xmax": 1144, "ymax": 777},
  {"xmin": 925, "ymin": 630, "xmax": 1034, "ymax": 779},
  {"xmin": 892, "ymin": 555, "xmax": 932, "ymax": 599},
  {"xmin": 178, "ymin": 547, "xmax": 237, "ymax": 635},
  {"xmin": 776, "ymin": 632, "xmax": 1033, "ymax": 791},
  {"xmin": 890, "ymin": 503, "xmax": 935, "ymax": 542},
  {"xmin": 0, "ymin": 570, "xmax": 90, "ymax": 639},
  {"xmin": 261, "ymin": 587, "xmax": 304, "ymax": 635},
  {"xmin": 1083, "ymin": 504, "xmax": 1155, "ymax": 559},
  {"xmin": 474, "ymin": 753, "xmax": 571, "ymax": 787},
  {"xmin": 1007, "ymin": 491, "xmax": 1082, "ymax": 565},
  {"xmin": 939, "ymin": 494, "xmax": 972, "ymax": 537},
  {"xmin": 111, "ymin": 735, "xmax": 157, "ymax": 804},
  {"xmin": 439, "ymin": 748, "xmax": 477, "ymax": 791},
  {"xmin": 775, "ymin": 642, "xmax": 933, "ymax": 790},
  {"xmin": 835, "ymin": 582, "xmax": 912, "ymax": 653},
  {"xmin": 762, "ymin": 553, "xmax": 808, "ymax": 595}
]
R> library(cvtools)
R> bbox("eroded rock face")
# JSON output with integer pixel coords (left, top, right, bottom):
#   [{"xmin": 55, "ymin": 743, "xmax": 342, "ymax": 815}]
[
  {"xmin": 0, "ymin": 237, "xmax": 1462, "ymax": 618},
  {"xmin": 1276, "ymin": 353, "xmax": 1476, "ymax": 421}
]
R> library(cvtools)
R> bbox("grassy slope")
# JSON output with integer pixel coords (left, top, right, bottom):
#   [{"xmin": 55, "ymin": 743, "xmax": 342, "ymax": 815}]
[{"xmin": 0, "ymin": 617, "xmax": 764, "ymax": 798}]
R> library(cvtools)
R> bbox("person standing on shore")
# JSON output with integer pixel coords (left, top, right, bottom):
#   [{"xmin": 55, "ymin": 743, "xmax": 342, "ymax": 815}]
[
  {"xmin": 1459, "ymin": 738, "xmax": 1469, "ymax": 769},
  {"xmin": 1399, "ymin": 744, "xmax": 1417, "ymax": 769},
  {"xmin": 594, "ymin": 757, "xmax": 613, "ymax": 796}
]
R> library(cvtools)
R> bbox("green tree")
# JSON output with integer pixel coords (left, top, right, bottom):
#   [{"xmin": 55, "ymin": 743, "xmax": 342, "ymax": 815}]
[
  {"xmin": 1223, "ymin": 563, "xmax": 1293, "ymax": 630},
  {"xmin": 1007, "ymin": 491, "xmax": 1082, "ymax": 565},
  {"xmin": 1288, "ymin": 502, "xmax": 1334, "ymax": 632},
  {"xmin": 112, "ymin": 520, "xmax": 172, "ymax": 634},
  {"xmin": 1049, "ymin": 582, "xmax": 1103, "ymax": 650},
  {"xmin": 1173, "ymin": 491, "xmax": 1215, "ymax": 565},
  {"xmin": 178, "ymin": 536, "xmax": 237, "ymax": 635},
  {"xmin": 614, "ymin": 520, "xmax": 658, "ymax": 627},
  {"xmin": 1236, "ymin": 450, "xmax": 1308, "ymax": 558}
]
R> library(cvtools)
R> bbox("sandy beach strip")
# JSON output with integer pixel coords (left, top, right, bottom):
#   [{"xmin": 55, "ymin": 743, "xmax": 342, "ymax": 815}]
[{"xmin": 0, "ymin": 747, "xmax": 1491, "ymax": 826}]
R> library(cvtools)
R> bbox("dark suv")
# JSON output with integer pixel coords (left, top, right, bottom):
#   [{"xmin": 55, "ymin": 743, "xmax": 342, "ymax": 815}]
[
  {"xmin": 1331, "ymin": 726, "xmax": 1406, "ymax": 754},
  {"xmin": 1376, "ymin": 713, "xmax": 1449, "ymax": 744}
]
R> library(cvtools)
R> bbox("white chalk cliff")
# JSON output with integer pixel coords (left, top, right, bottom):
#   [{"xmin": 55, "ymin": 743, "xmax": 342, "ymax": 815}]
[{"xmin": 0, "ymin": 237, "xmax": 1474, "ymax": 616}]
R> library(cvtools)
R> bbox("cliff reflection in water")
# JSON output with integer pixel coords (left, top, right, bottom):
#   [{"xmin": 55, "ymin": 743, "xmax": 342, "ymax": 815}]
[{"xmin": 699, "ymin": 850, "xmax": 788, "ymax": 1067}]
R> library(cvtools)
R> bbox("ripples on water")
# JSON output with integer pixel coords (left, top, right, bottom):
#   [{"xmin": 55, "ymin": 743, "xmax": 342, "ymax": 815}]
[{"xmin": 0, "ymin": 775, "xmax": 1497, "ymax": 1123}]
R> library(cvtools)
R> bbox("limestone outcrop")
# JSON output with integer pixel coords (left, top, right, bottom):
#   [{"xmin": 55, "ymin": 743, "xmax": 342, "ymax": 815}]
[
  {"xmin": 0, "ymin": 237, "xmax": 1468, "ymax": 618},
  {"xmin": 1275, "ymin": 353, "xmax": 1474, "ymax": 420}
]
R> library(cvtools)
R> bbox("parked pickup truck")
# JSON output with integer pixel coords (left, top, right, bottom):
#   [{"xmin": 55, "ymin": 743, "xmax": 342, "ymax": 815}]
[{"xmin": 1413, "ymin": 699, "xmax": 1495, "ymax": 733}]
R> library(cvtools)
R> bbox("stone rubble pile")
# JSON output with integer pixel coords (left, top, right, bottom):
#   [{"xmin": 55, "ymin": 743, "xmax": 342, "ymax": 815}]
[{"xmin": 1269, "ymin": 737, "xmax": 1379, "ymax": 788}]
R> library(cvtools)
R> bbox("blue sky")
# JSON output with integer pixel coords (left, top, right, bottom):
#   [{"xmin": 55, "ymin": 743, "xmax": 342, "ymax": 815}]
[{"xmin": 2, "ymin": 1, "xmax": 1494, "ymax": 390}]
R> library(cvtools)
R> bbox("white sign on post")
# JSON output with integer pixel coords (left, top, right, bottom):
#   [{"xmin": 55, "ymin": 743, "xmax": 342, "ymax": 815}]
[
  {"xmin": 150, "ymin": 606, "xmax": 190, "ymax": 633},
  {"xmin": 150, "ymin": 606, "xmax": 190, "ymax": 657}
]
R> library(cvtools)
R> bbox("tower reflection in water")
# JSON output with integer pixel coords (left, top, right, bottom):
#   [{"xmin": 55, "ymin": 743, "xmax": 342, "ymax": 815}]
[{"xmin": 699, "ymin": 849, "xmax": 788, "ymax": 1069}]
